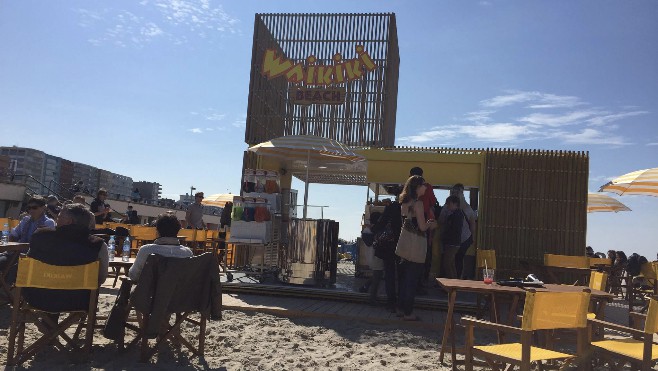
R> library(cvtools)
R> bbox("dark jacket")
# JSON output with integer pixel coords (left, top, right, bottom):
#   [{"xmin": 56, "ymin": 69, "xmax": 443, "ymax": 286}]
[
  {"xmin": 441, "ymin": 209, "xmax": 464, "ymax": 247},
  {"xmin": 25, "ymin": 225, "xmax": 104, "ymax": 312},
  {"xmin": 131, "ymin": 253, "xmax": 222, "ymax": 338},
  {"xmin": 372, "ymin": 201, "xmax": 402, "ymax": 240}
]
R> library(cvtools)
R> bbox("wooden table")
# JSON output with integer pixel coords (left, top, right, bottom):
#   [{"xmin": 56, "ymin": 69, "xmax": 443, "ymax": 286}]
[
  {"xmin": 109, "ymin": 258, "xmax": 136, "ymax": 287},
  {"xmin": 0, "ymin": 242, "xmax": 30, "ymax": 301},
  {"xmin": 436, "ymin": 278, "xmax": 614, "ymax": 370}
]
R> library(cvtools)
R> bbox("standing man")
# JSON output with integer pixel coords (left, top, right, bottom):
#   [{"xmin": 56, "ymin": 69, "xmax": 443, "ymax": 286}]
[
  {"xmin": 90, "ymin": 188, "xmax": 112, "ymax": 225},
  {"xmin": 439, "ymin": 183, "xmax": 476, "ymax": 279},
  {"xmin": 185, "ymin": 192, "xmax": 206, "ymax": 229},
  {"xmin": 409, "ymin": 167, "xmax": 438, "ymax": 294}
]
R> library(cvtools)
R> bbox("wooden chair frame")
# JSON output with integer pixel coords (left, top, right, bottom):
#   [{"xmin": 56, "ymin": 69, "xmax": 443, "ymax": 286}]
[
  {"xmin": 7, "ymin": 258, "xmax": 99, "ymax": 366},
  {"xmin": 463, "ymin": 289, "xmax": 590, "ymax": 371},
  {"xmin": 116, "ymin": 254, "xmax": 216, "ymax": 363},
  {"xmin": 588, "ymin": 312, "xmax": 657, "ymax": 371}
]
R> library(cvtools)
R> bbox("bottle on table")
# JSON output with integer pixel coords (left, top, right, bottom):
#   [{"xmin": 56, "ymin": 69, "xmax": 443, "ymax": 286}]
[
  {"xmin": 122, "ymin": 237, "xmax": 130, "ymax": 262},
  {"xmin": 1, "ymin": 223, "xmax": 9, "ymax": 245},
  {"xmin": 108, "ymin": 236, "xmax": 116, "ymax": 261}
]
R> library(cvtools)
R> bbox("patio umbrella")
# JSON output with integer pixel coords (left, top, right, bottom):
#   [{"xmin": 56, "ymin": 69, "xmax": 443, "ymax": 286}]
[
  {"xmin": 201, "ymin": 193, "xmax": 236, "ymax": 207},
  {"xmin": 587, "ymin": 193, "xmax": 631, "ymax": 213},
  {"xmin": 248, "ymin": 135, "xmax": 365, "ymax": 218},
  {"xmin": 598, "ymin": 167, "xmax": 658, "ymax": 197}
]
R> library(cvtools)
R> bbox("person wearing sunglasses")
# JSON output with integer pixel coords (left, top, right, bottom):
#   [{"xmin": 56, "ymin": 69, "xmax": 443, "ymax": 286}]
[
  {"xmin": 9, "ymin": 195, "xmax": 56, "ymax": 243},
  {"xmin": 0, "ymin": 195, "xmax": 56, "ymax": 288},
  {"xmin": 185, "ymin": 192, "xmax": 207, "ymax": 230}
]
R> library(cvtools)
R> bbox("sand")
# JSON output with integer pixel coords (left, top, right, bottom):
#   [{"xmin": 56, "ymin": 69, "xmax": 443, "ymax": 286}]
[
  {"xmin": 0, "ymin": 291, "xmax": 634, "ymax": 370},
  {"xmin": 1, "ymin": 292, "xmax": 457, "ymax": 370}
]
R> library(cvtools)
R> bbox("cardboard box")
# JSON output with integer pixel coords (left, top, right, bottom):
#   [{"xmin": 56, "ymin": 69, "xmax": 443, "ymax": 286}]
[{"xmin": 229, "ymin": 220, "xmax": 272, "ymax": 243}]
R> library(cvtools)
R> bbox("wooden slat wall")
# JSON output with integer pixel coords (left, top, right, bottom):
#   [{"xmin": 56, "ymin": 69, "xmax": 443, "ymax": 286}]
[
  {"xmin": 245, "ymin": 13, "xmax": 399, "ymax": 147},
  {"xmin": 480, "ymin": 149, "xmax": 589, "ymax": 271}
]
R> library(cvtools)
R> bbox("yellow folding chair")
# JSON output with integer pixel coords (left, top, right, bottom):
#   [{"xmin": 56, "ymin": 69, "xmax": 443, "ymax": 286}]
[
  {"xmin": 588, "ymin": 257, "xmax": 612, "ymax": 268},
  {"xmin": 192, "ymin": 229, "xmax": 208, "ymax": 254},
  {"xmin": 177, "ymin": 229, "xmax": 196, "ymax": 247},
  {"xmin": 464, "ymin": 289, "xmax": 591, "ymax": 371},
  {"xmin": 589, "ymin": 297, "xmax": 658, "ymax": 371},
  {"xmin": 544, "ymin": 254, "xmax": 590, "ymax": 268},
  {"xmin": 7, "ymin": 257, "xmax": 100, "ymax": 366}
]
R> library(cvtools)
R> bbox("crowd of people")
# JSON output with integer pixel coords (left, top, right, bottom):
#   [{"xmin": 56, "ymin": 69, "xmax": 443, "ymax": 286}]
[
  {"xmin": 0, "ymin": 190, "xmax": 203, "ymax": 303},
  {"xmin": 363, "ymin": 166, "xmax": 478, "ymax": 321}
]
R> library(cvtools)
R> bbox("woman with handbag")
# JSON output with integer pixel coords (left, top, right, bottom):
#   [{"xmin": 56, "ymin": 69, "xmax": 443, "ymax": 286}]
[{"xmin": 395, "ymin": 175, "xmax": 438, "ymax": 321}]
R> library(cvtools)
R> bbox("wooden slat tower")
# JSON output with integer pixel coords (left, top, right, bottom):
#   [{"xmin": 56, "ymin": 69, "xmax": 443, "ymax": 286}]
[
  {"xmin": 480, "ymin": 149, "xmax": 589, "ymax": 272},
  {"xmin": 245, "ymin": 13, "xmax": 400, "ymax": 147}
]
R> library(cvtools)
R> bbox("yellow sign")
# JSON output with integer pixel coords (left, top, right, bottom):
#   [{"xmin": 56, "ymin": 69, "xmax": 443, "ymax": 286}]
[
  {"xmin": 262, "ymin": 45, "xmax": 377, "ymax": 85},
  {"xmin": 289, "ymin": 87, "xmax": 345, "ymax": 105}
]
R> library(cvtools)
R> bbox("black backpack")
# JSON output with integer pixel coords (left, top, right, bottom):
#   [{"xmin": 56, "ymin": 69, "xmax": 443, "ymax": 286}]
[{"xmin": 627, "ymin": 253, "xmax": 648, "ymax": 276}]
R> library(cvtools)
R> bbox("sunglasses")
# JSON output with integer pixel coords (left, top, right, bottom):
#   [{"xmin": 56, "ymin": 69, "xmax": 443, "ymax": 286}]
[{"xmin": 27, "ymin": 205, "xmax": 42, "ymax": 210}]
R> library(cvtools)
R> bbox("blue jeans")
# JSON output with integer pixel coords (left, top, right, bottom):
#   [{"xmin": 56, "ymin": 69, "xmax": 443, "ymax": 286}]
[{"xmin": 398, "ymin": 260, "xmax": 424, "ymax": 316}]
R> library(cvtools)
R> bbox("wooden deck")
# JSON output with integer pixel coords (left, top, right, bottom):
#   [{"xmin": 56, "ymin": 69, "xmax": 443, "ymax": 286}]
[{"xmin": 222, "ymin": 293, "xmax": 447, "ymax": 330}]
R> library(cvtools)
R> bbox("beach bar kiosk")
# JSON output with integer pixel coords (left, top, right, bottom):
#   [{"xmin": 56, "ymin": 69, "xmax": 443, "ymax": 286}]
[{"xmin": 237, "ymin": 13, "xmax": 589, "ymax": 285}]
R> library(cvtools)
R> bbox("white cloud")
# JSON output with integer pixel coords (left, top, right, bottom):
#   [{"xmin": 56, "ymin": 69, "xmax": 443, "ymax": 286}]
[
  {"xmin": 480, "ymin": 91, "xmax": 583, "ymax": 109},
  {"xmin": 189, "ymin": 128, "xmax": 203, "ymax": 133},
  {"xmin": 398, "ymin": 90, "xmax": 645, "ymax": 148},
  {"xmin": 559, "ymin": 128, "xmax": 630, "ymax": 146},
  {"xmin": 647, "ymin": 142, "xmax": 658, "ymax": 146},
  {"xmin": 75, "ymin": 0, "xmax": 240, "ymax": 47},
  {"xmin": 205, "ymin": 113, "xmax": 225, "ymax": 121},
  {"xmin": 398, "ymin": 123, "xmax": 534, "ymax": 144},
  {"xmin": 518, "ymin": 110, "xmax": 599, "ymax": 127},
  {"xmin": 464, "ymin": 110, "xmax": 494, "ymax": 123},
  {"xmin": 480, "ymin": 91, "xmax": 539, "ymax": 108},
  {"xmin": 585, "ymin": 110, "xmax": 648, "ymax": 126}
]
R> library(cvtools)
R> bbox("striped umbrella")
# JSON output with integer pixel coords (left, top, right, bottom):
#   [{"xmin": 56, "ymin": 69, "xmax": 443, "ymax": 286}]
[
  {"xmin": 201, "ymin": 193, "xmax": 237, "ymax": 207},
  {"xmin": 248, "ymin": 135, "xmax": 365, "ymax": 218},
  {"xmin": 587, "ymin": 193, "xmax": 631, "ymax": 213},
  {"xmin": 599, "ymin": 167, "xmax": 658, "ymax": 197}
]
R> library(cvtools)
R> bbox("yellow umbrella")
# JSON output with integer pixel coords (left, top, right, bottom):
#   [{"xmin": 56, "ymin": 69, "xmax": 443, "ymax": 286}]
[
  {"xmin": 599, "ymin": 167, "xmax": 658, "ymax": 196},
  {"xmin": 201, "ymin": 193, "xmax": 237, "ymax": 207},
  {"xmin": 587, "ymin": 193, "xmax": 631, "ymax": 213},
  {"xmin": 248, "ymin": 135, "xmax": 365, "ymax": 218}
]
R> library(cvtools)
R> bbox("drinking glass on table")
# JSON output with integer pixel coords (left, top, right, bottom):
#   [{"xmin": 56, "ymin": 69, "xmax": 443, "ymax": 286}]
[{"xmin": 483, "ymin": 268, "xmax": 495, "ymax": 284}]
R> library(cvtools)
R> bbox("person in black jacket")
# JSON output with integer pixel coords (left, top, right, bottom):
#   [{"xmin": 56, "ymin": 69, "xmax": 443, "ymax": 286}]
[
  {"xmin": 440, "ymin": 196, "xmax": 463, "ymax": 279},
  {"xmin": 372, "ymin": 190, "xmax": 403, "ymax": 312}
]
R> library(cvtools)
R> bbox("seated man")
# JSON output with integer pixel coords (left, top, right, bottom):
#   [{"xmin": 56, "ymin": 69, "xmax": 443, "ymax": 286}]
[
  {"xmin": 9, "ymin": 195, "xmax": 56, "ymax": 243},
  {"xmin": 0, "ymin": 196, "xmax": 56, "ymax": 285},
  {"xmin": 128, "ymin": 213, "xmax": 193, "ymax": 282},
  {"xmin": 23, "ymin": 203, "xmax": 109, "ymax": 312}
]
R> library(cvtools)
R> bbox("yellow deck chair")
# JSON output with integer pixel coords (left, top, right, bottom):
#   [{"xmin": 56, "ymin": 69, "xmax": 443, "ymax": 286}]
[
  {"xmin": 587, "ymin": 270, "xmax": 608, "ymax": 320},
  {"xmin": 464, "ymin": 289, "xmax": 591, "ymax": 371},
  {"xmin": 192, "ymin": 229, "xmax": 208, "ymax": 254},
  {"xmin": 589, "ymin": 297, "xmax": 658, "ymax": 371},
  {"xmin": 177, "ymin": 229, "xmax": 196, "ymax": 247},
  {"xmin": 130, "ymin": 226, "xmax": 158, "ymax": 248},
  {"xmin": 544, "ymin": 254, "xmax": 590, "ymax": 268},
  {"xmin": 589, "ymin": 257, "xmax": 612, "ymax": 267},
  {"xmin": 7, "ymin": 257, "xmax": 100, "ymax": 366}
]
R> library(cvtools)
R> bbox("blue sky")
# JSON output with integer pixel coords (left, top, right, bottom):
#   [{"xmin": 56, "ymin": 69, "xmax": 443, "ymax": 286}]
[{"xmin": 1, "ymin": 1, "xmax": 656, "ymax": 259}]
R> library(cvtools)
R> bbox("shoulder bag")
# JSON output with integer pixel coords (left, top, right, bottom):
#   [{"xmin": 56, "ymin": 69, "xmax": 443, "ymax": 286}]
[{"xmin": 395, "ymin": 204, "xmax": 427, "ymax": 264}]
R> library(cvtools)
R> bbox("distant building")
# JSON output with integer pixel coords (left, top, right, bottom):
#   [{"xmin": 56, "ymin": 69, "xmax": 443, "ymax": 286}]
[
  {"xmin": 0, "ymin": 146, "xmax": 145, "ymax": 202},
  {"xmin": 134, "ymin": 181, "xmax": 162, "ymax": 203}
]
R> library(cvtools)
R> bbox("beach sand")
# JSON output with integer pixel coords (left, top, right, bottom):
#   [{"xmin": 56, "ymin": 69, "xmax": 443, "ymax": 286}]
[
  {"xmin": 0, "ymin": 288, "xmax": 637, "ymax": 370},
  {"xmin": 1, "ymin": 293, "xmax": 458, "ymax": 370}
]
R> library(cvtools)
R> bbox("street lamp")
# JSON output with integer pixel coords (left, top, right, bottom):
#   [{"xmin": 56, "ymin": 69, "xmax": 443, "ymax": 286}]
[{"xmin": 190, "ymin": 186, "xmax": 196, "ymax": 202}]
